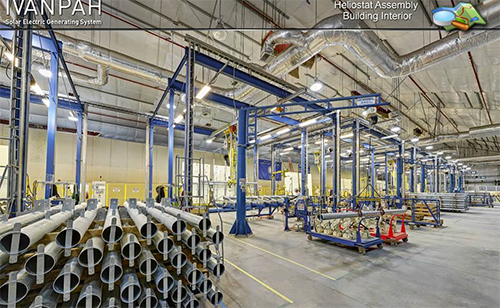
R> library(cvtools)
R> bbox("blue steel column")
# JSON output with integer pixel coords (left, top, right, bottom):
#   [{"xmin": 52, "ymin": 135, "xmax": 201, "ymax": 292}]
[
  {"xmin": 396, "ymin": 143, "xmax": 403, "ymax": 199},
  {"xmin": 167, "ymin": 89, "xmax": 175, "ymax": 199},
  {"xmin": 450, "ymin": 166, "xmax": 456, "ymax": 192},
  {"xmin": 320, "ymin": 133, "xmax": 326, "ymax": 202},
  {"xmin": 183, "ymin": 46, "xmax": 195, "ymax": 207},
  {"xmin": 253, "ymin": 145, "xmax": 259, "ymax": 195},
  {"xmin": 146, "ymin": 120, "xmax": 154, "ymax": 199},
  {"xmin": 301, "ymin": 129, "xmax": 308, "ymax": 196},
  {"xmin": 333, "ymin": 111, "xmax": 341, "ymax": 209},
  {"xmin": 420, "ymin": 163, "xmax": 426, "ymax": 193},
  {"xmin": 410, "ymin": 147, "xmax": 416, "ymax": 193},
  {"xmin": 271, "ymin": 145, "xmax": 276, "ymax": 195},
  {"xmin": 370, "ymin": 148, "xmax": 375, "ymax": 198},
  {"xmin": 352, "ymin": 121, "xmax": 359, "ymax": 209},
  {"xmin": 435, "ymin": 156, "xmax": 440, "ymax": 193},
  {"xmin": 229, "ymin": 109, "xmax": 252, "ymax": 236},
  {"xmin": 384, "ymin": 152, "xmax": 389, "ymax": 194},
  {"xmin": 44, "ymin": 53, "xmax": 59, "ymax": 199},
  {"xmin": 75, "ymin": 111, "xmax": 82, "ymax": 195}
]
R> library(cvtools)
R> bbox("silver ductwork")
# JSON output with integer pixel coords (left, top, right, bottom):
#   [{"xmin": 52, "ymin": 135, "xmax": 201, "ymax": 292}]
[
  {"xmin": 420, "ymin": 123, "xmax": 500, "ymax": 146},
  {"xmin": 225, "ymin": 0, "xmax": 500, "ymax": 101}
]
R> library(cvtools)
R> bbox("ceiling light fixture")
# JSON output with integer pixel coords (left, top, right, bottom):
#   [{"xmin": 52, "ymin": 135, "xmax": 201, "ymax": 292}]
[
  {"xmin": 340, "ymin": 133, "xmax": 354, "ymax": 139},
  {"xmin": 298, "ymin": 118, "xmax": 318, "ymax": 128},
  {"xmin": 445, "ymin": 156, "xmax": 452, "ymax": 160},
  {"xmin": 196, "ymin": 85, "xmax": 211, "ymax": 100},
  {"xmin": 425, "ymin": 145, "xmax": 434, "ymax": 150},
  {"xmin": 42, "ymin": 98, "xmax": 50, "ymax": 107},
  {"xmin": 206, "ymin": 138, "xmax": 214, "ymax": 144},
  {"xmin": 276, "ymin": 128, "xmax": 290, "ymax": 135},
  {"xmin": 260, "ymin": 134, "xmax": 272, "ymax": 141},
  {"xmin": 174, "ymin": 115, "xmax": 184, "ymax": 124},
  {"xmin": 381, "ymin": 134, "xmax": 398, "ymax": 140},
  {"xmin": 68, "ymin": 111, "xmax": 78, "ymax": 122},
  {"xmin": 411, "ymin": 137, "xmax": 420, "ymax": 143},
  {"xmin": 436, "ymin": 151, "xmax": 444, "ymax": 155},
  {"xmin": 310, "ymin": 80, "xmax": 323, "ymax": 92},
  {"xmin": 390, "ymin": 126, "xmax": 401, "ymax": 133},
  {"xmin": 38, "ymin": 68, "xmax": 52, "ymax": 78}
]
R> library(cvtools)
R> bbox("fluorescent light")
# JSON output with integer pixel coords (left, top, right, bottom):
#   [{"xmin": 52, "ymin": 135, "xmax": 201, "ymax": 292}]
[
  {"xmin": 206, "ymin": 138, "xmax": 214, "ymax": 144},
  {"xmin": 174, "ymin": 115, "xmax": 184, "ymax": 124},
  {"xmin": 452, "ymin": 160, "xmax": 458, "ymax": 163},
  {"xmin": 425, "ymin": 145, "xmax": 434, "ymax": 150},
  {"xmin": 38, "ymin": 68, "xmax": 52, "ymax": 78},
  {"xmin": 42, "ymin": 98, "xmax": 50, "ymax": 107},
  {"xmin": 341, "ymin": 133, "xmax": 354, "ymax": 139},
  {"xmin": 361, "ymin": 110, "xmax": 369, "ymax": 117},
  {"xmin": 196, "ymin": 85, "xmax": 211, "ymax": 100},
  {"xmin": 445, "ymin": 156, "xmax": 452, "ymax": 160},
  {"xmin": 248, "ymin": 139, "xmax": 255, "ymax": 144},
  {"xmin": 68, "ymin": 111, "xmax": 78, "ymax": 122},
  {"xmin": 31, "ymin": 84, "xmax": 45, "ymax": 95},
  {"xmin": 466, "ymin": 167, "xmax": 471, "ymax": 170},
  {"xmin": 436, "ymin": 151, "xmax": 444, "ymax": 155},
  {"xmin": 276, "ymin": 128, "xmax": 290, "ymax": 135},
  {"xmin": 5, "ymin": 52, "xmax": 19, "ymax": 67},
  {"xmin": 180, "ymin": 93, "xmax": 186, "ymax": 102},
  {"xmin": 381, "ymin": 134, "xmax": 398, "ymax": 140},
  {"xmin": 391, "ymin": 126, "xmax": 401, "ymax": 133},
  {"xmin": 298, "ymin": 118, "xmax": 318, "ymax": 128},
  {"xmin": 411, "ymin": 137, "xmax": 420, "ymax": 143},
  {"xmin": 284, "ymin": 147, "xmax": 294, "ymax": 151},
  {"xmin": 457, "ymin": 163, "xmax": 463, "ymax": 166},
  {"xmin": 310, "ymin": 80, "xmax": 323, "ymax": 92},
  {"xmin": 260, "ymin": 134, "xmax": 272, "ymax": 141},
  {"xmin": 270, "ymin": 107, "xmax": 278, "ymax": 112},
  {"xmin": 314, "ymin": 140, "xmax": 323, "ymax": 145}
]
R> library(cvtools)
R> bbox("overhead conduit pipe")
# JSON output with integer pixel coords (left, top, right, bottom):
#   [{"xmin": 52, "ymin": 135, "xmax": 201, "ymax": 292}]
[{"xmin": 219, "ymin": 0, "xmax": 500, "ymax": 100}]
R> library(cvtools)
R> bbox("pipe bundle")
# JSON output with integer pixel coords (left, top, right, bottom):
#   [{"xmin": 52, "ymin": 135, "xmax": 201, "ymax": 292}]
[{"xmin": 0, "ymin": 198, "xmax": 225, "ymax": 307}]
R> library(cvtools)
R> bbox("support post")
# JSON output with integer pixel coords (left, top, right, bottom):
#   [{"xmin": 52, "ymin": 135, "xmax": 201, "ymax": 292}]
[
  {"xmin": 371, "ymin": 148, "xmax": 375, "ymax": 198},
  {"xmin": 410, "ymin": 147, "xmax": 416, "ymax": 193},
  {"xmin": 80, "ymin": 106, "xmax": 88, "ymax": 201},
  {"xmin": 435, "ymin": 156, "xmax": 439, "ymax": 193},
  {"xmin": 145, "ymin": 120, "xmax": 154, "ymax": 199},
  {"xmin": 167, "ymin": 89, "xmax": 175, "ymax": 199},
  {"xmin": 271, "ymin": 146, "xmax": 276, "ymax": 195},
  {"xmin": 420, "ymin": 163, "xmax": 426, "ymax": 193},
  {"xmin": 384, "ymin": 152, "xmax": 389, "ymax": 195},
  {"xmin": 320, "ymin": 133, "xmax": 326, "ymax": 203},
  {"xmin": 253, "ymin": 145, "xmax": 259, "ymax": 195},
  {"xmin": 75, "ymin": 110, "xmax": 82, "ymax": 199},
  {"xmin": 183, "ymin": 46, "xmax": 195, "ymax": 207},
  {"xmin": 396, "ymin": 143, "xmax": 404, "ymax": 199},
  {"xmin": 229, "ymin": 109, "xmax": 252, "ymax": 236},
  {"xmin": 333, "ymin": 111, "xmax": 341, "ymax": 209},
  {"xmin": 44, "ymin": 52, "xmax": 59, "ymax": 199},
  {"xmin": 301, "ymin": 129, "xmax": 308, "ymax": 196},
  {"xmin": 352, "ymin": 121, "xmax": 360, "ymax": 209}
]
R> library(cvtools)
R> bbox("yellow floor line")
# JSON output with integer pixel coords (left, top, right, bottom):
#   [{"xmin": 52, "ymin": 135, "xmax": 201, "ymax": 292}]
[
  {"xmin": 229, "ymin": 237, "xmax": 336, "ymax": 281},
  {"xmin": 225, "ymin": 259, "xmax": 294, "ymax": 304}
]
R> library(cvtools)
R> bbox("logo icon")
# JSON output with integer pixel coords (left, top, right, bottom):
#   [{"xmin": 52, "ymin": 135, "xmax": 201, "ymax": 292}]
[{"xmin": 432, "ymin": 2, "xmax": 486, "ymax": 31}]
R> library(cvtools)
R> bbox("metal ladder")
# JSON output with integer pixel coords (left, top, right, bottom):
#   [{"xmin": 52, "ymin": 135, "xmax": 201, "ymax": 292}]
[
  {"xmin": 182, "ymin": 43, "xmax": 196, "ymax": 209},
  {"xmin": 0, "ymin": 11, "xmax": 33, "ymax": 214}
]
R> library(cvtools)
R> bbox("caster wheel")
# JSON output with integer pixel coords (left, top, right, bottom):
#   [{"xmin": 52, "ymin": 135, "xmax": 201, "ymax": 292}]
[
  {"xmin": 409, "ymin": 225, "xmax": 415, "ymax": 230},
  {"xmin": 416, "ymin": 225, "xmax": 421, "ymax": 228},
  {"xmin": 440, "ymin": 220, "xmax": 444, "ymax": 226},
  {"xmin": 390, "ymin": 241, "xmax": 396, "ymax": 247},
  {"xmin": 358, "ymin": 247, "xmax": 366, "ymax": 255},
  {"xmin": 402, "ymin": 237, "xmax": 409, "ymax": 243},
  {"xmin": 307, "ymin": 234, "xmax": 312, "ymax": 241},
  {"xmin": 378, "ymin": 243, "xmax": 384, "ymax": 249}
]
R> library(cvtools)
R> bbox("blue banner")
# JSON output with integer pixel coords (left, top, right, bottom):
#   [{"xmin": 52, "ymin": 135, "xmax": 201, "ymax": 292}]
[{"xmin": 258, "ymin": 159, "xmax": 282, "ymax": 181}]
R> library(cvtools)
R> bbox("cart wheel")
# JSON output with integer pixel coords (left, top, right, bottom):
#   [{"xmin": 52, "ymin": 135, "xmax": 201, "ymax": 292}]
[
  {"xmin": 358, "ymin": 247, "xmax": 366, "ymax": 255},
  {"xmin": 440, "ymin": 220, "xmax": 444, "ymax": 226},
  {"xmin": 307, "ymin": 234, "xmax": 312, "ymax": 241},
  {"xmin": 389, "ymin": 241, "xmax": 396, "ymax": 247},
  {"xmin": 409, "ymin": 225, "xmax": 415, "ymax": 230},
  {"xmin": 377, "ymin": 243, "xmax": 384, "ymax": 249},
  {"xmin": 416, "ymin": 225, "xmax": 421, "ymax": 228},
  {"xmin": 402, "ymin": 237, "xmax": 409, "ymax": 243}
]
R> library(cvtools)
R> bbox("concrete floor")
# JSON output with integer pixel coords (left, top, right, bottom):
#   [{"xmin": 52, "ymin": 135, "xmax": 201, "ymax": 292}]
[{"xmin": 212, "ymin": 206, "xmax": 500, "ymax": 308}]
